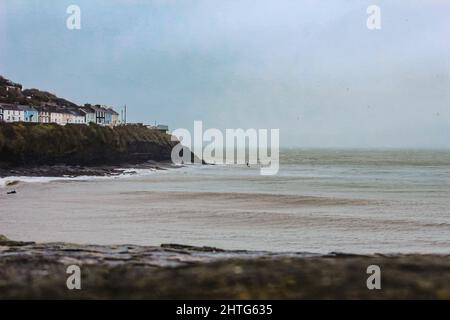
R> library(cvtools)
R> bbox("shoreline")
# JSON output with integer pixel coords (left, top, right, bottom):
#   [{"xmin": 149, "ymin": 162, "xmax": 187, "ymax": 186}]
[
  {"xmin": 0, "ymin": 160, "xmax": 177, "ymax": 178},
  {"xmin": 0, "ymin": 161, "xmax": 182, "ymax": 189},
  {"xmin": 1, "ymin": 235, "xmax": 450, "ymax": 299}
]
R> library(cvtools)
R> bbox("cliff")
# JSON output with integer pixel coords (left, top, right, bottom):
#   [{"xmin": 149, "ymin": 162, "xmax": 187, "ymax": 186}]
[{"xmin": 0, "ymin": 122, "xmax": 176, "ymax": 168}]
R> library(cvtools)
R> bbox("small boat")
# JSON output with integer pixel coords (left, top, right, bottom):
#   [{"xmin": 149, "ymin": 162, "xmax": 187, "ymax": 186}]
[{"xmin": 6, "ymin": 190, "xmax": 17, "ymax": 195}]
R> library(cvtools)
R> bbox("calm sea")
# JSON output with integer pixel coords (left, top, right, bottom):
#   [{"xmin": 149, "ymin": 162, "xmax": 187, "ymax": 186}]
[{"xmin": 1, "ymin": 149, "xmax": 450, "ymax": 254}]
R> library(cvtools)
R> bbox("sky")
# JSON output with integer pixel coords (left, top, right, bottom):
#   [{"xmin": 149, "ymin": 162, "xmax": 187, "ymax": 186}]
[{"xmin": 1, "ymin": 0, "xmax": 449, "ymax": 148}]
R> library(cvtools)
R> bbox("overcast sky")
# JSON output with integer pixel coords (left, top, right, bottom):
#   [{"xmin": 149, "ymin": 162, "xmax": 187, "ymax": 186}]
[{"xmin": 1, "ymin": 0, "xmax": 449, "ymax": 148}]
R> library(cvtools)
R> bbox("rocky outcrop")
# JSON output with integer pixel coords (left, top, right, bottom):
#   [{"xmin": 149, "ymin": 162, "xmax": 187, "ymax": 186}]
[
  {"xmin": 1, "ymin": 235, "xmax": 450, "ymax": 299},
  {"xmin": 0, "ymin": 123, "xmax": 177, "ymax": 168}
]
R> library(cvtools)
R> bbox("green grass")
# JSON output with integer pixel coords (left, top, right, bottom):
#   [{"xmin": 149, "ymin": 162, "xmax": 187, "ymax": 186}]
[{"xmin": 0, "ymin": 122, "xmax": 175, "ymax": 167}]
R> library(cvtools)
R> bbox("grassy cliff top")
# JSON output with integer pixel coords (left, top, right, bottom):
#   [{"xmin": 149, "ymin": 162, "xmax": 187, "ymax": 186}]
[{"xmin": 0, "ymin": 122, "xmax": 176, "ymax": 167}]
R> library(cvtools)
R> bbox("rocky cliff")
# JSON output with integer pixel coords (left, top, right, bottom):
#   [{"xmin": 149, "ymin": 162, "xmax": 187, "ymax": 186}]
[{"xmin": 0, "ymin": 122, "xmax": 176, "ymax": 168}]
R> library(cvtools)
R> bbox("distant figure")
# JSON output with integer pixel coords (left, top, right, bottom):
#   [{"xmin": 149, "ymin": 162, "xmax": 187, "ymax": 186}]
[{"xmin": 246, "ymin": 162, "xmax": 250, "ymax": 168}]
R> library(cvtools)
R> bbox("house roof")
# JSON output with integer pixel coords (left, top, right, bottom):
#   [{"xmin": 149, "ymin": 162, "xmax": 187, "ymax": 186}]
[
  {"xmin": 90, "ymin": 105, "xmax": 105, "ymax": 112},
  {"xmin": 80, "ymin": 106, "xmax": 96, "ymax": 113},
  {"xmin": 68, "ymin": 110, "xmax": 85, "ymax": 117},
  {"xmin": 17, "ymin": 105, "xmax": 38, "ymax": 112},
  {"xmin": 34, "ymin": 105, "xmax": 52, "ymax": 112},
  {"xmin": 45, "ymin": 105, "xmax": 72, "ymax": 114},
  {"xmin": 1, "ymin": 102, "xmax": 119, "ymax": 117},
  {"xmin": 0, "ymin": 103, "xmax": 21, "ymax": 111},
  {"xmin": 89, "ymin": 105, "xmax": 119, "ymax": 114}
]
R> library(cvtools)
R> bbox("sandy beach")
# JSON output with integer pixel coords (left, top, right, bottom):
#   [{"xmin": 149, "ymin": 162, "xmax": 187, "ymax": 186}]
[
  {"xmin": 1, "ymin": 150, "xmax": 450, "ymax": 254},
  {"xmin": 1, "ymin": 150, "xmax": 449, "ymax": 299}
]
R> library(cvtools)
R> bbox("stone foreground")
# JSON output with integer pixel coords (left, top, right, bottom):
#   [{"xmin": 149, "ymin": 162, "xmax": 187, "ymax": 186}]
[{"xmin": 1, "ymin": 235, "xmax": 450, "ymax": 299}]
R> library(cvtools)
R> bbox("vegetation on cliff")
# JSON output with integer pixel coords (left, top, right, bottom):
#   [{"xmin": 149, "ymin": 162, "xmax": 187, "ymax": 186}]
[
  {"xmin": 0, "ymin": 75, "xmax": 79, "ymax": 108},
  {"xmin": 0, "ymin": 122, "xmax": 176, "ymax": 167}
]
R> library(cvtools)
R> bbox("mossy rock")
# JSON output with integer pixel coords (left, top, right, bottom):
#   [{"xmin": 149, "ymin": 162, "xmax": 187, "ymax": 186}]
[{"xmin": 0, "ymin": 234, "xmax": 34, "ymax": 246}]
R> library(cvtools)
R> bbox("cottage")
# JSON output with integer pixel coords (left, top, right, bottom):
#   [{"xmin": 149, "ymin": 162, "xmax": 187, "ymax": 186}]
[
  {"xmin": 0, "ymin": 104, "xmax": 25, "ymax": 122},
  {"xmin": 80, "ymin": 105, "xmax": 96, "ymax": 124},
  {"xmin": 101, "ymin": 106, "xmax": 118, "ymax": 126},
  {"xmin": 18, "ymin": 105, "xmax": 39, "ymax": 123},
  {"xmin": 35, "ymin": 106, "xmax": 51, "ymax": 123},
  {"xmin": 0, "ymin": 100, "xmax": 121, "ymax": 126},
  {"xmin": 3, "ymin": 80, "xmax": 22, "ymax": 94},
  {"xmin": 109, "ymin": 108, "xmax": 120, "ymax": 126},
  {"xmin": 5, "ymin": 86, "xmax": 22, "ymax": 94},
  {"xmin": 97, "ymin": 105, "xmax": 119, "ymax": 126},
  {"xmin": 67, "ymin": 110, "xmax": 86, "ymax": 124},
  {"xmin": 104, "ymin": 108, "xmax": 113, "ymax": 126},
  {"xmin": 48, "ymin": 106, "xmax": 66, "ymax": 125},
  {"xmin": 91, "ymin": 105, "xmax": 106, "ymax": 125},
  {"xmin": 61, "ymin": 109, "xmax": 72, "ymax": 125}
]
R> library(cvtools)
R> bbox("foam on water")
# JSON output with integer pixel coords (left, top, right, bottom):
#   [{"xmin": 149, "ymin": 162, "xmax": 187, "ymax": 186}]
[{"xmin": 0, "ymin": 167, "xmax": 159, "ymax": 188}]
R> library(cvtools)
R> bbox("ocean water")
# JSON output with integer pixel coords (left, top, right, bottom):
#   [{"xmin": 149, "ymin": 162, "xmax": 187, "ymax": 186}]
[{"xmin": 1, "ymin": 149, "xmax": 449, "ymax": 254}]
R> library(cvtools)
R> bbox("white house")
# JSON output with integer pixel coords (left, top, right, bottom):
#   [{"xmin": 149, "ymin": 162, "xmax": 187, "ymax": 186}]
[
  {"xmin": 49, "ymin": 107, "xmax": 66, "ymax": 125},
  {"xmin": 0, "ymin": 102, "xmax": 121, "ymax": 126},
  {"xmin": 67, "ymin": 110, "xmax": 86, "ymax": 124},
  {"xmin": 5, "ymin": 86, "xmax": 22, "ymax": 94},
  {"xmin": 61, "ymin": 110, "xmax": 72, "ymax": 125},
  {"xmin": 0, "ymin": 104, "xmax": 25, "ymax": 122},
  {"xmin": 3, "ymin": 80, "xmax": 22, "ymax": 94},
  {"xmin": 91, "ymin": 105, "xmax": 106, "ymax": 125},
  {"xmin": 80, "ymin": 105, "xmax": 96, "ymax": 124},
  {"xmin": 35, "ymin": 106, "xmax": 51, "ymax": 123},
  {"xmin": 17, "ymin": 105, "xmax": 39, "ymax": 123}
]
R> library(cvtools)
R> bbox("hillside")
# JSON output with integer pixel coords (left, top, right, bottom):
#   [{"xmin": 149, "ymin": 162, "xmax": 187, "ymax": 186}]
[
  {"xmin": 0, "ymin": 122, "xmax": 176, "ymax": 168},
  {"xmin": 0, "ymin": 75, "xmax": 80, "ymax": 108},
  {"xmin": 0, "ymin": 75, "xmax": 181, "ymax": 170}
]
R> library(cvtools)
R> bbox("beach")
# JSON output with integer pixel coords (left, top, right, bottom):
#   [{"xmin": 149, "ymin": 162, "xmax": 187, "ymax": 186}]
[
  {"xmin": 1, "ymin": 149, "xmax": 450, "ymax": 254},
  {"xmin": 2, "ymin": 0, "xmax": 449, "ymax": 303},
  {"xmin": 1, "ymin": 149, "xmax": 450, "ymax": 299}
]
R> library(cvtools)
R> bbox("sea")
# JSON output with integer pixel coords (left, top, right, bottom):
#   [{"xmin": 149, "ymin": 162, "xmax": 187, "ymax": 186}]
[{"xmin": 1, "ymin": 149, "xmax": 449, "ymax": 254}]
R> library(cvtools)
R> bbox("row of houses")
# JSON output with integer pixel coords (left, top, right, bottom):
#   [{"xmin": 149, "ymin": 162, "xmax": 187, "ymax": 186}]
[{"xmin": 0, "ymin": 103, "xmax": 120, "ymax": 126}]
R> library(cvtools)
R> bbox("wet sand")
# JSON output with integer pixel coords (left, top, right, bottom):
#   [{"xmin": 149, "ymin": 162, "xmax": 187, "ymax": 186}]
[
  {"xmin": 1, "ymin": 235, "xmax": 450, "ymax": 299},
  {"xmin": 1, "ymin": 168, "xmax": 450, "ymax": 254}
]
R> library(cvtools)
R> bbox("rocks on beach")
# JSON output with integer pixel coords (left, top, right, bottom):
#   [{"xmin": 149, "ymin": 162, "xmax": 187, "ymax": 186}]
[
  {"xmin": 1, "ymin": 235, "xmax": 450, "ymax": 299},
  {"xmin": 0, "ymin": 161, "xmax": 176, "ymax": 179}
]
